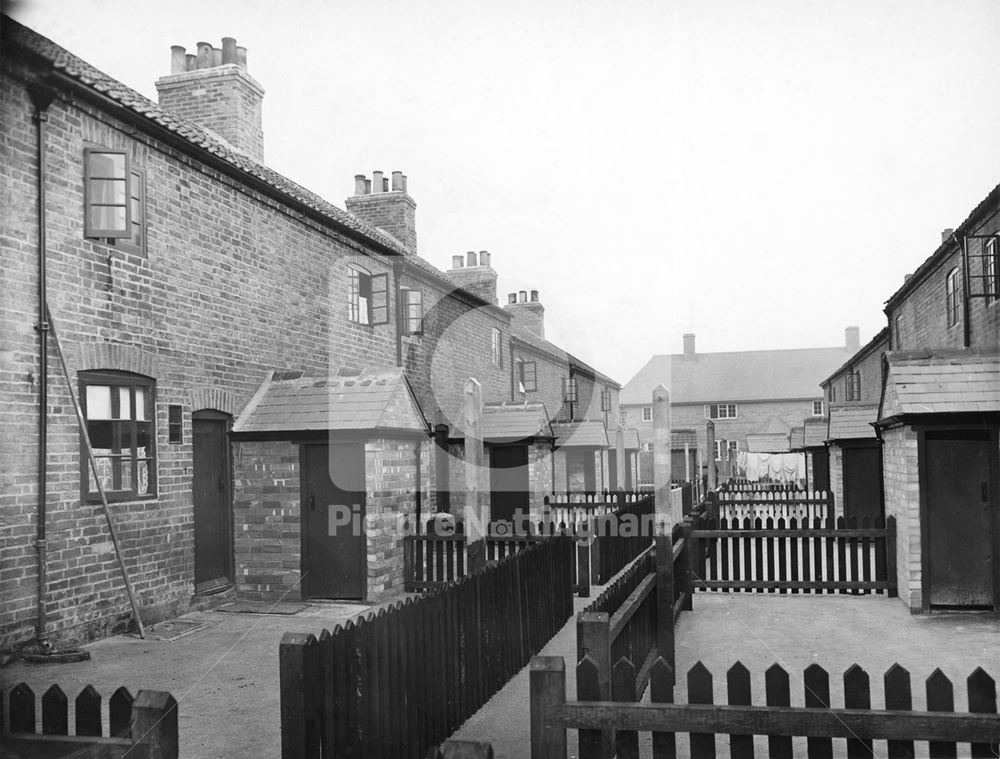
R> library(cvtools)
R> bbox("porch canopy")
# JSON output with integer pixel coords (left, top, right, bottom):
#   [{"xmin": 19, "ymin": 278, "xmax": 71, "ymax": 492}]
[
  {"xmin": 231, "ymin": 368, "xmax": 428, "ymax": 439},
  {"xmin": 827, "ymin": 403, "xmax": 879, "ymax": 441},
  {"xmin": 878, "ymin": 350, "xmax": 1000, "ymax": 424},
  {"xmin": 789, "ymin": 426, "xmax": 806, "ymax": 452},
  {"xmin": 477, "ymin": 402, "xmax": 554, "ymax": 444},
  {"xmin": 671, "ymin": 429, "xmax": 696, "ymax": 451},
  {"xmin": 803, "ymin": 417, "xmax": 828, "ymax": 449},
  {"xmin": 551, "ymin": 421, "xmax": 609, "ymax": 449}
]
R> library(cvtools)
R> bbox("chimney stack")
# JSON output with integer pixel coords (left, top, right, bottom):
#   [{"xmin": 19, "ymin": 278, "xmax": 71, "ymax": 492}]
[
  {"xmin": 682, "ymin": 333, "xmax": 696, "ymax": 360},
  {"xmin": 941, "ymin": 228, "xmax": 955, "ymax": 244},
  {"xmin": 156, "ymin": 36, "xmax": 265, "ymax": 163},
  {"xmin": 446, "ymin": 250, "xmax": 498, "ymax": 304},
  {"xmin": 345, "ymin": 170, "xmax": 418, "ymax": 253},
  {"xmin": 504, "ymin": 290, "xmax": 545, "ymax": 338},
  {"xmin": 845, "ymin": 326, "xmax": 860, "ymax": 353}
]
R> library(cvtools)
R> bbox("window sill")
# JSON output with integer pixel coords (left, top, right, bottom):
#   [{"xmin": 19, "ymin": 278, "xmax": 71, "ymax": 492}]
[{"xmin": 84, "ymin": 494, "xmax": 158, "ymax": 506}]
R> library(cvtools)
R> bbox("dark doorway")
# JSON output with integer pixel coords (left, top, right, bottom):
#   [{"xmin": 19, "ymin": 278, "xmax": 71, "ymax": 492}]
[
  {"xmin": 192, "ymin": 411, "xmax": 233, "ymax": 592},
  {"xmin": 924, "ymin": 430, "xmax": 995, "ymax": 609},
  {"xmin": 609, "ymin": 449, "xmax": 618, "ymax": 491},
  {"xmin": 811, "ymin": 448, "xmax": 830, "ymax": 492},
  {"xmin": 490, "ymin": 445, "xmax": 529, "ymax": 524},
  {"xmin": 842, "ymin": 444, "xmax": 883, "ymax": 520},
  {"xmin": 301, "ymin": 443, "xmax": 366, "ymax": 600}
]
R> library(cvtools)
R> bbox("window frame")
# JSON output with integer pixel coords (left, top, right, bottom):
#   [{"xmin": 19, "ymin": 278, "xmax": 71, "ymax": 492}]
[
  {"xmin": 112, "ymin": 166, "xmax": 147, "ymax": 256},
  {"xmin": 892, "ymin": 313, "xmax": 903, "ymax": 349},
  {"xmin": 986, "ymin": 237, "xmax": 999, "ymax": 304},
  {"xmin": 812, "ymin": 400, "xmax": 824, "ymax": 416},
  {"xmin": 491, "ymin": 328, "xmax": 503, "ymax": 367},
  {"xmin": 945, "ymin": 267, "xmax": 960, "ymax": 327},
  {"xmin": 84, "ymin": 148, "xmax": 133, "ymax": 240},
  {"xmin": 641, "ymin": 406, "xmax": 652, "ymax": 422},
  {"xmin": 348, "ymin": 265, "xmax": 389, "ymax": 326},
  {"xmin": 845, "ymin": 371, "xmax": 862, "ymax": 402},
  {"xmin": 705, "ymin": 403, "xmax": 738, "ymax": 420},
  {"xmin": 401, "ymin": 287, "xmax": 423, "ymax": 335},
  {"xmin": 519, "ymin": 360, "xmax": 537, "ymax": 392},
  {"xmin": 79, "ymin": 370, "xmax": 157, "ymax": 502}
]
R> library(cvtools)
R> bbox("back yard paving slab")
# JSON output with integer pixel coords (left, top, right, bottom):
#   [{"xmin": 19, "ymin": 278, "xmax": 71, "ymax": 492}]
[{"xmin": 0, "ymin": 601, "xmax": 372, "ymax": 759}]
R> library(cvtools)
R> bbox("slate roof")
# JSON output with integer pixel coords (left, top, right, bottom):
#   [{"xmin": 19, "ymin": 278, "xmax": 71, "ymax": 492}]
[
  {"xmin": 823, "ymin": 328, "xmax": 889, "ymax": 387},
  {"xmin": 746, "ymin": 433, "xmax": 791, "ymax": 453},
  {"xmin": 803, "ymin": 418, "xmax": 828, "ymax": 448},
  {"xmin": 509, "ymin": 323, "xmax": 620, "ymax": 389},
  {"xmin": 479, "ymin": 403, "xmax": 553, "ymax": 443},
  {"xmin": 671, "ymin": 429, "xmax": 697, "ymax": 449},
  {"xmin": 827, "ymin": 403, "xmax": 878, "ymax": 441},
  {"xmin": 551, "ymin": 421, "xmax": 609, "ymax": 449},
  {"xmin": 232, "ymin": 369, "xmax": 427, "ymax": 435},
  {"xmin": 2, "ymin": 17, "xmax": 503, "ymax": 315},
  {"xmin": 789, "ymin": 426, "xmax": 806, "ymax": 451},
  {"xmin": 879, "ymin": 351, "xmax": 1000, "ymax": 420},
  {"xmin": 622, "ymin": 347, "xmax": 847, "ymax": 405},
  {"xmin": 624, "ymin": 428, "xmax": 641, "ymax": 451}
]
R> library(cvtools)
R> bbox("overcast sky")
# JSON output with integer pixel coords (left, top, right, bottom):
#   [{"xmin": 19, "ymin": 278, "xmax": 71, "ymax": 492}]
[{"xmin": 7, "ymin": 0, "xmax": 1000, "ymax": 385}]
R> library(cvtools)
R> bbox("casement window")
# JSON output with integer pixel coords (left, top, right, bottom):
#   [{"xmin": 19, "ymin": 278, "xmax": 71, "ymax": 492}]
[
  {"xmin": 519, "ymin": 360, "xmax": 537, "ymax": 392},
  {"xmin": 715, "ymin": 440, "xmax": 738, "ymax": 460},
  {"xmin": 845, "ymin": 371, "xmax": 861, "ymax": 401},
  {"xmin": 829, "ymin": 385, "xmax": 837, "ymax": 403},
  {"xmin": 562, "ymin": 377, "xmax": 578, "ymax": 403},
  {"xmin": 84, "ymin": 149, "xmax": 146, "ymax": 253},
  {"xmin": 946, "ymin": 267, "xmax": 960, "ymax": 327},
  {"xmin": 892, "ymin": 313, "xmax": 903, "ymax": 350},
  {"xmin": 401, "ymin": 288, "xmax": 423, "ymax": 335},
  {"xmin": 705, "ymin": 403, "xmax": 737, "ymax": 420},
  {"xmin": 986, "ymin": 237, "xmax": 999, "ymax": 304},
  {"xmin": 348, "ymin": 265, "xmax": 388, "ymax": 325},
  {"xmin": 641, "ymin": 406, "xmax": 652, "ymax": 422},
  {"xmin": 812, "ymin": 400, "xmax": 823, "ymax": 416},
  {"xmin": 168, "ymin": 405, "xmax": 183, "ymax": 444},
  {"xmin": 491, "ymin": 328, "xmax": 502, "ymax": 367},
  {"xmin": 600, "ymin": 390, "xmax": 612, "ymax": 413},
  {"xmin": 80, "ymin": 371, "xmax": 156, "ymax": 501}
]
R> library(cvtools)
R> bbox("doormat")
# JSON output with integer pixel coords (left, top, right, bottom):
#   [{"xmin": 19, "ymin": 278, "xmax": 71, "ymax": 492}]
[
  {"xmin": 215, "ymin": 601, "xmax": 308, "ymax": 615},
  {"xmin": 141, "ymin": 619, "xmax": 213, "ymax": 642}
]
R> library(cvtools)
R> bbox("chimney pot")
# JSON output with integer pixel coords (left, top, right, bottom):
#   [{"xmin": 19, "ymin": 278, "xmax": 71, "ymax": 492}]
[
  {"xmin": 211, "ymin": 47, "xmax": 222, "ymax": 67},
  {"xmin": 467, "ymin": 251, "xmax": 477, "ymax": 267},
  {"xmin": 185, "ymin": 53, "xmax": 197, "ymax": 71},
  {"xmin": 364, "ymin": 178, "xmax": 372, "ymax": 194},
  {"xmin": 354, "ymin": 174, "xmax": 367, "ymax": 195},
  {"xmin": 222, "ymin": 37, "xmax": 237, "ymax": 65},
  {"xmin": 845, "ymin": 326, "xmax": 860, "ymax": 353},
  {"xmin": 236, "ymin": 46, "xmax": 247, "ymax": 71},
  {"xmin": 391, "ymin": 171, "xmax": 404, "ymax": 191},
  {"xmin": 904, "ymin": 273, "xmax": 912, "ymax": 283},
  {"xmin": 452, "ymin": 255, "xmax": 464, "ymax": 269},
  {"xmin": 941, "ymin": 228, "xmax": 955, "ymax": 244},
  {"xmin": 401, "ymin": 175, "xmax": 408, "ymax": 193},
  {"xmin": 479, "ymin": 251, "xmax": 491, "ymax": 268},
  {"xmin": 196, "ymin": 42, "xmax": 212, "ymax": 69},
  {"xmin": 530, "ymin": 289, "xmax": 539, "ymax": 302},
  {"xmin": 508, "ymin": 293, "xmax": 517, "ymax": 304},
  {"xmin": 372, "ymin": 171, "xmax": 383, "ymax": 193},
  {"xmin": 382, "ymin": 177, "xmax": 389, "ymax": 192},
  {"xmin": 683, "ymin": 333, "xmax": 696, "ymax": 360},
  {"xmin": 170, "ymin": 45, "xmax": 187, "ymax": 74},
  {"xmin": 519, "ymin": 290, "xmax": 527, "ymax": 303}
]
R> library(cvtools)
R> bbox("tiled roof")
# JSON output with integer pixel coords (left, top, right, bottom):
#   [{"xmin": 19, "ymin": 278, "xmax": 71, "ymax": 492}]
[
  {"xmin": 746, "ymin": 433, "xmax": 791, "ymax": 453},
  {"xmin": 551, "ymin": 421, "xmax": 609, "ymax": 449},
  {"xmin": 509, "ymin": 324, "xmax": 620, "ymax": 389},
  {"xmin": 823, "ymin": 328, "xmax": 889, "ymax": 386},
  {"xmin": 879, "ymin": 351, "xmax": 1000, "ymax": 419},
  {"xmin": 671, "ymin": 429, "xmax": 697, "ymax": 448},
  {"xmin": 622, "ymin": 347, "xmax": 847, "ymax": 406},
  {"xmin": 479, "ymin": 403, "xmax": 553, "ymax": 443},
  {"xmin": 789, "ymin": 426, "xmax": 806, "ymax": 451},
  {"xmin": 803, "ymin": 418, "xmax": 828, "ymax": 448},
  {"xmin": 624, "ymin": 428, "xmax": 641, "ymax": 450},
  {"xmin": 827, "ymin": 403, "xmax": 878, "ymax": 441},
  {"xmin": 232, "ymin": 368, "xmax": 427, "ymax": 435}
]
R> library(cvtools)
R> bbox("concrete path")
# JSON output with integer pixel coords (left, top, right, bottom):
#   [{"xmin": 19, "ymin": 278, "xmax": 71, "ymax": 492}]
[{"xmin": 0, "ymin": 600, "xmax": 372, "ymax": 759}]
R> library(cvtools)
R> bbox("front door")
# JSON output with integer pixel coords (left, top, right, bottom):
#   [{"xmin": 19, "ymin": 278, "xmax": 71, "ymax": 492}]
[
  {"xmin": 925, "ymin": 431, "xmax": 995, "ymax": 609},
  {"xmin": 301, "ymin": 443, "xmax": 366, "ymax": 600},
  {"xmin": 490, "ymin": 445, "xmax": 529, "ymax": 524},
  {"xmin": 192, "ymin": 411, "xmax": 233, "ymax": 592},
  {"xmin": 842, "ymin": 444, "xmax": 883, "ymax": 520},
  {"xmin": 811, "ymin": 448, "xmax": 830, "ymax": 492}
]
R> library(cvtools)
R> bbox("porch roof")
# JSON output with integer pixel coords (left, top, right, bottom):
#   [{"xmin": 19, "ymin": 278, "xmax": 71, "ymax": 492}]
[
  {"xmin": 803, "ymin": 418, "xmax": 828, "ymax": 448},
  {"xmin": 879, "ymin": 351, "xmax": 1000, "ymax": 421},
  {"xmin": 827, "ymin": 403, "xmax": 879, "ymax": 441},
  {"xmin": 232, "ymin": 368, "xmax": 428, "ymax": 436},
  {"xmin": 479, "ymin": 403, "xmax": 553, "ymax": 443},
  {"xmin": 746, "ymin": 433, "xmax": 791, "ymax": 453},
  {"xmin": 551, "ymin": 421, "xmax": 609, "ymax": 449},
  {"xmin": 671, "ymin": 429, "xmax": 698, "ymax": 449},
  {"xmin": 789, "ymin": 426, "xmax": 806, "ymax": 451},
  {"xmin": 624, "ymin": 428, "xmax": 642, "ymax": 451}
]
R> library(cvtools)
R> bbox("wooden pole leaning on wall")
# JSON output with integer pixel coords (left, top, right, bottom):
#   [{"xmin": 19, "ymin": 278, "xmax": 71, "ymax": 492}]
[
  {"xmin": 652, "ymin": 384, "xmax": 672, "ymax": 533},
  {"xmin": 47, "ymin": 306, "xmax": 146, "ymax": 639},
  {"xmin": 463, "ymin": 377, "xmax": 487, "ymax": 572},
  {"xmin": 706, "ymin": 419, "xmax": 717, "ymax": 493}
]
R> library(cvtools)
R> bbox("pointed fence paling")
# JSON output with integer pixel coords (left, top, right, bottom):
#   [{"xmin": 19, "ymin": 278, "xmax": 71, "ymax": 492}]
[{"xmin": 530, "ymin": 656, "xmax": 1000, "ymax": 759}]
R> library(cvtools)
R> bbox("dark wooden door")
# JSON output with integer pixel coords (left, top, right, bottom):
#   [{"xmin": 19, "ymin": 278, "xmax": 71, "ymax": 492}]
[
  {"xmin": 811, "ymin": 448, "xmax": 830, "ymax": 492},
  {"xmin": 490, "ymin": 445, "xmax": 529, "ymax": 524},
  {"xmin": 192, "ymin": 412, "xmax": 233, "ymax": 591},
  {"xmin": 301, "ymin": 443, "xmax": 366, "ymax": 600},
  {"xmin": 925, "ymin": 431, "xmax": 994, "ymax": 608},
  {"xmin": 843, "ymin": 445, "xmax": 883, "ymax": 520}
]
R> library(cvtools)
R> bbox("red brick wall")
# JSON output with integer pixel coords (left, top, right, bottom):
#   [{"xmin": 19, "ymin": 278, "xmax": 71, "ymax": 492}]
[{"xmin": 824, "ymin": 334, "xmax": 887, "ymax": 404}]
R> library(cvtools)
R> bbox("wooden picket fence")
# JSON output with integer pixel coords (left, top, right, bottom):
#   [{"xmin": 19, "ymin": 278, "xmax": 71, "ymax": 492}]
[
  {"xmin": 721, "ymin": 479, "xmax": 800, "ymax": 493},
  {"xmin": 280, "ymin": 536, "xmax": 574, "ymax": 759},
  {"xmin": 530, "ymin": 655, "xmax": 1000, "ymax": 759},
  {"xmin": 1, "ymin": 682, "xmax": 178, "ymax": 758},
  {"xmin": 689, "ymin": 515, "xmax": 897, "ymax": 596},
  {"xmin": 712, "ymin": 490, "xmax": 833, "ymax": 521}
]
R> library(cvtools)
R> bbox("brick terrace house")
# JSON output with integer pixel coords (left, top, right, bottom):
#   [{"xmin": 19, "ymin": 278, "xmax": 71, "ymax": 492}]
[
  {"xmin": 0, "ymin": 19, "xmax": 621, "ymax": 655},
  {"xmin": 621, "ymin": 332, "xmax": 855, "ymax": 483},
  {"xmin": 819, "ymin": 328, "xmax": 889, "ymax": 520},
  {"xmin": 873, "ymin": 191, "xmax": 1000, "ymax": 613}
]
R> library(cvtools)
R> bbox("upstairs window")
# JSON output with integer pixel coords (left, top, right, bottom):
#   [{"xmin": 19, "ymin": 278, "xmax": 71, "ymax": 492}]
[
  {"xmin": 491, "ymin": 328, "xmax": 503, "ymax": 367},
  {"xmin": 84, "ymin": 150, "xmax": 146, "ymax": 254},
  {"xmin": 845, "ymin": 371, "xmax": 861, "ymax": 401},
  {"xmin": 945, "ymin": 267, "xmax": 960, "ymax": 327},
  {"xmin": 892, "ymin": 313, "xmax": 903, "ymax": 350},
  {"xmin": 80, "ymin": 371, "xmax": 156, "ymax": 501},
  {"xmin": 600, "ymin": 390, "xmax": 612, "ymax": 413},
  {"xmin": 641, "ymin": 406, "xmax": 652, "ymax": 422},
  {"xmin": 829, "ymin": 384, "xmax": 837, "ymax": 403},
  {"xmin": 518, "ymin": 360, "xmax": 537, "ymax": 392},
  {"xmin": 348, "ymin": 265, "xmax": 388, "ymax": 326},
  {"xmin": 705, "ymin": 403, "xmax": 737, "ymax": 420},
  {"xmin": 401, "ymin": 288, "xmax": 423, "ymax": 335},
  {"xmin": 986, "ymin": 237, "xmax": 999, "ymax": 304},
  {"xmin": 812, "ymin": 400, "xmax": 824, "ymax": 416}
]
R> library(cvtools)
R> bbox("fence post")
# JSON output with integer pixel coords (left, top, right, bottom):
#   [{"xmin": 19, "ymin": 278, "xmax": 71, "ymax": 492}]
[
  {"xmin": 654, "ymin": 532, "xmax": 676, "ymax": 684},
  {"xmin": 577, "ymin": 539, "xmax": 590, "ymax": 598},
  {"xmin": 280, "ymin": 632, "xmax": 322, "ymax": 759},
  {"xmin": 680, "ymin": 518, "xmax": 694, "ymax": 611},
  {"xmin": 577, "ymin": 612, "xmax": 612, "ymax": 700},
  {"xmin": 130, "ymin": 690, "xmax": 179, "ymax": 759},
  {"xmin": 886, "ymin": 515, "xmax": 898, "ymax": 598},
  {"xmin": 590, "ymin": 516, "xmax": 601, "ymax": 586},
  {"xmin": 530, "ymin": 656, "xmax": 567, "ymax": 759}
]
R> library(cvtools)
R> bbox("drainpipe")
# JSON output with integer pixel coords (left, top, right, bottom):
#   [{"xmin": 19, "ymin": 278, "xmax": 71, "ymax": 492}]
[
  {"xmin": 30, "ymin": 82, "xmax": 55, "ymax": 651},
  {"xmin": 392, "ymin": 259, "xmax": 403, "ymax": 367}
]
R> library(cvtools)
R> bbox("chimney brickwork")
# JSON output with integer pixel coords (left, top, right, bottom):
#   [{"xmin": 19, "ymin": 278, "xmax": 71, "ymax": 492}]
[
  {"xmin": 156, "ymin": 38, "xmax": 265, "ymax": 163},
  {"xmin": 447, "ymin": 251, "xmax": 498, "ymax": 304},
  {"xmin": 504, "ymin": 290, "xmax": 545, "ymax": 338},
  {"xmin": 682, "ymin": 333, "xmax": 696, "ymax": 360},
  {"xmin": 345, "ymin": 172, "xmax": 417, "ymax": 253},
  {"xmin": 845, "ymin": 326, "xmax": 861, "ymax": 353}
]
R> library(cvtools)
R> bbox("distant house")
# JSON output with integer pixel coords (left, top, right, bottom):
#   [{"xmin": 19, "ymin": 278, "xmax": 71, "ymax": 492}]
[
  {"xmin": 874, "ymin": 190, "xmax": 1000, "ymax": 612},
  {"xmin": 621, "ymin": 332, "xmax": 856, "ymax": 480}
]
